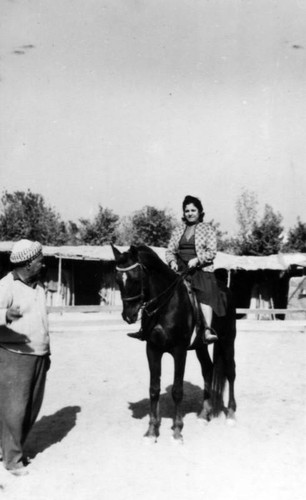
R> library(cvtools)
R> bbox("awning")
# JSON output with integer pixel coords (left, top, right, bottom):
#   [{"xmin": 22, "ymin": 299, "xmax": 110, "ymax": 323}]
[{"xmin": 1, "ymin": 241, "xmax": 306, "ymax": 270}]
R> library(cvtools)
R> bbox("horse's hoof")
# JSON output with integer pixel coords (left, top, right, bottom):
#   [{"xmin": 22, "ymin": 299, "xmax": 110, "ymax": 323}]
[
  {"xmin": 143, "ymin": 435, "xmax": 158, "ymax": 444},
  {"xmin": 226, "ymin": 408, "xmax": 236, "ymax": 425},
  {"xmin": 226, "ymin": 416, "xmax": 236, "ymax": 427},
  {"xmin": 171, "ymin": 435, "xmax": 184, "ymax": 445},
  {"xmin": 197, "ymin": 408, "xmax": 211, "ymax": 423},
  {"xmin": 197, "ymin": 416, "xmax": 209, "ymax": 425}
]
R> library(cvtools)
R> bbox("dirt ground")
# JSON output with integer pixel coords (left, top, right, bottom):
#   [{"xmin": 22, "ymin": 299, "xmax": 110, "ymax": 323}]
[{"xmin": 0, "ymin": 316, "xmax": 305, "ymax": 500}]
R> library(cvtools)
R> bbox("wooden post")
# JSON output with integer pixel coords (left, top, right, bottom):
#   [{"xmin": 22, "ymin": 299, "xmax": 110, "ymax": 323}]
[
  {"xmin": 288, "ymin": 276, "xmax": 306, "ymax": 303},
  {"xmin": 227, "ymin": 270, "xmax": 231, "ymax": 288},
  {"xmin": 270, "ymin": 297, "xmax": 276, "ymax": 320},
  {"xmin": 71, "ymin": 261, "xmax": 75, "ymax": 306},
  {"xmin": 57, "ymin": 257, "xmax": 62, "ymax": 306}
]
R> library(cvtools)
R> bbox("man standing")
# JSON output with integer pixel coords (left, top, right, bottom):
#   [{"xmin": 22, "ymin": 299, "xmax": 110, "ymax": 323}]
[{"xmin": 0, "ymin": 240, "xmax": 50, "ymax": 476}]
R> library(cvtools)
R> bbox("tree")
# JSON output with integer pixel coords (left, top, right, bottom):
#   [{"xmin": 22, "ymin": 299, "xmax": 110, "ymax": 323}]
[
  {"xmin": 64, "ymin": 220, "xmax": 82, "ymax": 245},
  {"xmin": 247, "ymin": 204, "xmax": 284, "ymax": 255},
  {"xmin": 0, "ymin": 190, "xmax": 68, "ymax": 244},
  {"xmin": 233, "ymin": 189, "xmax": 258, "ymax": 255},
  {"xmin": 129, "ymin": 206, "xmax": 177, "ymax": 247},
  {"xmin": 114, "ymin": 215, "xmax": 134, "ymax": 245},
  {"xmin": 78, "ymin": 205, "xmax": 119, "ymax": 245},
  {"xmin": 233, "ymin": 190, "xmax": 285, "ymax": 255},
  {"xmin": 236, "ymin": 189, "xmax": 258, "ymax": 238},
  {"xmin": 217, "ymin": 235, "xmax": 241, "ymax": 254},
  {"xmin": 234, "ymin": 188, "xmax": 259, "ymax": 254},
  {"xmin": 283, "ymin": 218, "xmax": 306, "ymax": 252},
  {"xmin": 208, "ymin": 219, "xmax": 231, "ymax": 252}
]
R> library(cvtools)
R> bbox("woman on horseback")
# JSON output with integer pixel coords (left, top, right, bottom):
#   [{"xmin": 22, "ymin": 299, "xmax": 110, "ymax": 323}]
[
  {"xmin": 128, "ymin": 195, "xmax": 226, "ymax": 343},
  {"xmin": 165, "ymin": 194, "xmax": 226, "ymax": 344}
]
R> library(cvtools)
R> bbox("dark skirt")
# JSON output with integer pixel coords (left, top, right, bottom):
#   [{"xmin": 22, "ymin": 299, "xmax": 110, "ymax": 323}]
[{"xmin": 178, "ymin": 260, "xmax": 227, "ymax": 317}]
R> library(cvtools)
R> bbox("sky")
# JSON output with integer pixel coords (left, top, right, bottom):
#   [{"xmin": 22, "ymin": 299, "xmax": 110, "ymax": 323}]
[{"xmin": 1, "ymin": 0, "xmax": 306, "ymax": 236}]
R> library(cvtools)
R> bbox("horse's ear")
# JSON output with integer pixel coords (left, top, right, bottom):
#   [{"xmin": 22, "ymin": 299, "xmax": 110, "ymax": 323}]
[{"xmin": 111, "ymin": 244, "xmax": 121, "ymax": 261}]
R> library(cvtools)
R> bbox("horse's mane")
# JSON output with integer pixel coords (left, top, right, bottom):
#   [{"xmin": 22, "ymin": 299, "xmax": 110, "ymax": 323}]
[{"xmin": 136, "ymin": 245, "xmax": 174, "ymax": 278}]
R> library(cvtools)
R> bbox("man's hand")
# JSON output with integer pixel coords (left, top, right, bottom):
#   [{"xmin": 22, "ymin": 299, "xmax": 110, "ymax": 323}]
[
  {"xmin": 45, "ymin": 354, "xmax": 51, "ymax": 371},
  {"xmin": 6, "ymin": 306, "xmax": 23, "ymax": 323}
]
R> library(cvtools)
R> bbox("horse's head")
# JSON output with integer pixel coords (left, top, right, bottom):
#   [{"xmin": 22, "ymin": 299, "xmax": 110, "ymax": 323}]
[{"xmin": 112, "ymin": 245, "xmax": 147, "ymax": 324}]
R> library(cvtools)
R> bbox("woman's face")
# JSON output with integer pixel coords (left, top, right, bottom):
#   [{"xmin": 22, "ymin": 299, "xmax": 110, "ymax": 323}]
[{"xmin": 184, "ymin": 203, "xmax": 200, "ymax": 224}]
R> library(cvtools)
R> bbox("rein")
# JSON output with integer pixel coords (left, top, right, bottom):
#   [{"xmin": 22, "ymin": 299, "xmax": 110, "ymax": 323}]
[
  {"xmin": 143, "ymin": 268, "xmax": 190, "ymax": 317},
  {"xmin": 116, "ymin": 261, "xmax": 191, "ymax": 317}
]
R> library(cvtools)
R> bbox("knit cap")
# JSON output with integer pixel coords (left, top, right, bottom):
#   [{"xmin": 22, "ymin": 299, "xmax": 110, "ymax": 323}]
[{"xmin": 10, "ymin": 239, "xmax": 43, "ymax": 264}]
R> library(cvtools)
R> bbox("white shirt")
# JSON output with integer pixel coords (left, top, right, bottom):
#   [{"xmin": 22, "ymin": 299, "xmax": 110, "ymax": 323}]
[{"xmin": 0, "ymin": 272, "xmax": 50, "ymax": 356}]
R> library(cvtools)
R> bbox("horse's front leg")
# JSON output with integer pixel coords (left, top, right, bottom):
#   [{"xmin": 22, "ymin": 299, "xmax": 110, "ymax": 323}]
[
  {"xmin": 171, "ymin": 347, "xmax": 187, "ymax": 441},
  {"xmin": 145, "ymin": 344, "xmax": 162, "ymax": 441}
]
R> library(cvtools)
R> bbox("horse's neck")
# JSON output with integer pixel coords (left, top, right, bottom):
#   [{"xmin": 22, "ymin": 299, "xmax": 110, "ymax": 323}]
[{"xmin": 147, "ymin": 269, "xmax": 174, "ymax": 298}]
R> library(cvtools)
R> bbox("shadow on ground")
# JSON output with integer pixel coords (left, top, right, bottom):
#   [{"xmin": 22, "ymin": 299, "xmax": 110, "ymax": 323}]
[
  {"xmin": 128, "ymin": 381, "xmax": 203, "ymax": 419},
  {"xmin": 25, "ymin": 405, "xmax": 81, "ymax": 458}
]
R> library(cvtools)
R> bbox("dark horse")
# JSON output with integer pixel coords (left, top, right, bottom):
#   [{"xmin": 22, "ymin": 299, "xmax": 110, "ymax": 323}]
[{"xmin": 112, "ymin": 244, "xmax": 236, "ymax": 441}]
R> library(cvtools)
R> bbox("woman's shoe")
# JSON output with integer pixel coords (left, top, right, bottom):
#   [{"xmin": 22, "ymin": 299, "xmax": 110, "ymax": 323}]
[
  {"xmin": 127, "ymin": 330, "xmax": 145, "ymax": 341},
  {"xmin": 202, "ymin": 327, "xmax": 218, "ymax": 344}
]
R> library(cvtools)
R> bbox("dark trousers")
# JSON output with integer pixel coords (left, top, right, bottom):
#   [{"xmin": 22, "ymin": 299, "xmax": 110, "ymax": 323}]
[{"xmin": 0, "ymin": 347, "xmax": 48, "ymax": 470}]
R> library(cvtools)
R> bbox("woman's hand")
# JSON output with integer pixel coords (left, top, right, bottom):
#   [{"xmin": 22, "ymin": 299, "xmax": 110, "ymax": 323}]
[
  {"xmin": 188, "ymin": 258, "xmax": 199, "ymax": 269},
  {"xmin": 170, "ymin": 261, "xmax": 178, "ymax": 272}
]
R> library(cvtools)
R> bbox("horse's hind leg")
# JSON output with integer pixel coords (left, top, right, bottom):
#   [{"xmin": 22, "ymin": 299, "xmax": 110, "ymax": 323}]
[
  {"xmin": 196, "ymin": 346, "xmax": 213, "ymax": 422},
  {"xmin": 171, "ymin": 348, "xmax": 187, "ymax": 441},
  {"xmin": 145, "ymin": 345, "xmax": 162, "ymax": 441},
  {"xmin": 222, "ymin": 314, "xmax": 237, "ymax": 422},
  {"xmin": 225, "ymin": 345, "xmax": 237, "ymax": 422}
]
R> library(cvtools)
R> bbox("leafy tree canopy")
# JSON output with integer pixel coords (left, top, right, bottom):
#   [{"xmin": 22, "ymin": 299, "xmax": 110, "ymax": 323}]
[
  {"xmin": 236, "ymin": 188, "xmax": 258, "ymax": 239},
  {"xmin": 78, "ymin": 205, "xmax": 119, "ymax": 245},
  {"xmin": 0, "ymin": 190, "xmax": 68, "ymax": 244},
  {"xmin": 240, "ymin": 204, "xmax": 284, "ymax": 255},
  {"xmin": 233, "ymin": 189, "xmax": 284, "ymax": 255},
  {"xmin": 1, "ymin": 189, "xmax": 304, "ymax": 255},
  {"xmin": 208, "ymin": 219, "xmax": 231, "ymax": 252},
  {"xmin": 129, "ymin": 205, "xmax": 177, "ymax": 247},
  {"xmin": 283, "ymin": 218, "xmax": 306, "ymax": 252},
  {"xmin": 114, "ymin": 216, "xmax": 133, "ymax": 246}
]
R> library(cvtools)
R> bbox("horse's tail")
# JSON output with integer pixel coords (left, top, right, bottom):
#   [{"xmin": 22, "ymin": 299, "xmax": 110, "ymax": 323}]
[
  {"xmin": 210, "ymin": 285, "xmax": 237, "ymax": 416},
  {"xmin": 211, "ymin": 345, "xmax": 226, "ymax": 416}
]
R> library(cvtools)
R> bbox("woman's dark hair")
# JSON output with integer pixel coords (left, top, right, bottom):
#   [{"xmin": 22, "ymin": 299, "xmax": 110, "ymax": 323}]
[{"xmin": 182, "ymin": 195, "xmax": 205, "ymax": 222}]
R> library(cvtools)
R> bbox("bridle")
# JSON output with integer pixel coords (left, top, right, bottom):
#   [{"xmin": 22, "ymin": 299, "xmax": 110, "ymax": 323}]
[
  {"xmin": 116, "ymin": 260, "xmax": 190, "ymax": 317},
  {"xmin": 115, "ymin": 262, "xmax": 146, "ymax": 303}
]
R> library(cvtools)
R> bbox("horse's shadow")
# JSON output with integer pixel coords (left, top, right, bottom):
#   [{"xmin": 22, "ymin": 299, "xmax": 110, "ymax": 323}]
[
  {"xmin": 128, "ymin": 382, "xmax": 203, "ymax": 419},
  {"xmin": 24, "ymin": 405, "xmax": 81, "ymax": 458}
]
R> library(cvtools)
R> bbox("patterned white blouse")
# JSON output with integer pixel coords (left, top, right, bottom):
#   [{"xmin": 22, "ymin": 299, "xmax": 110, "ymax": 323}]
[{"xmin": 165, "ymin": 222, "xmax": 217, "ymax": 273}]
